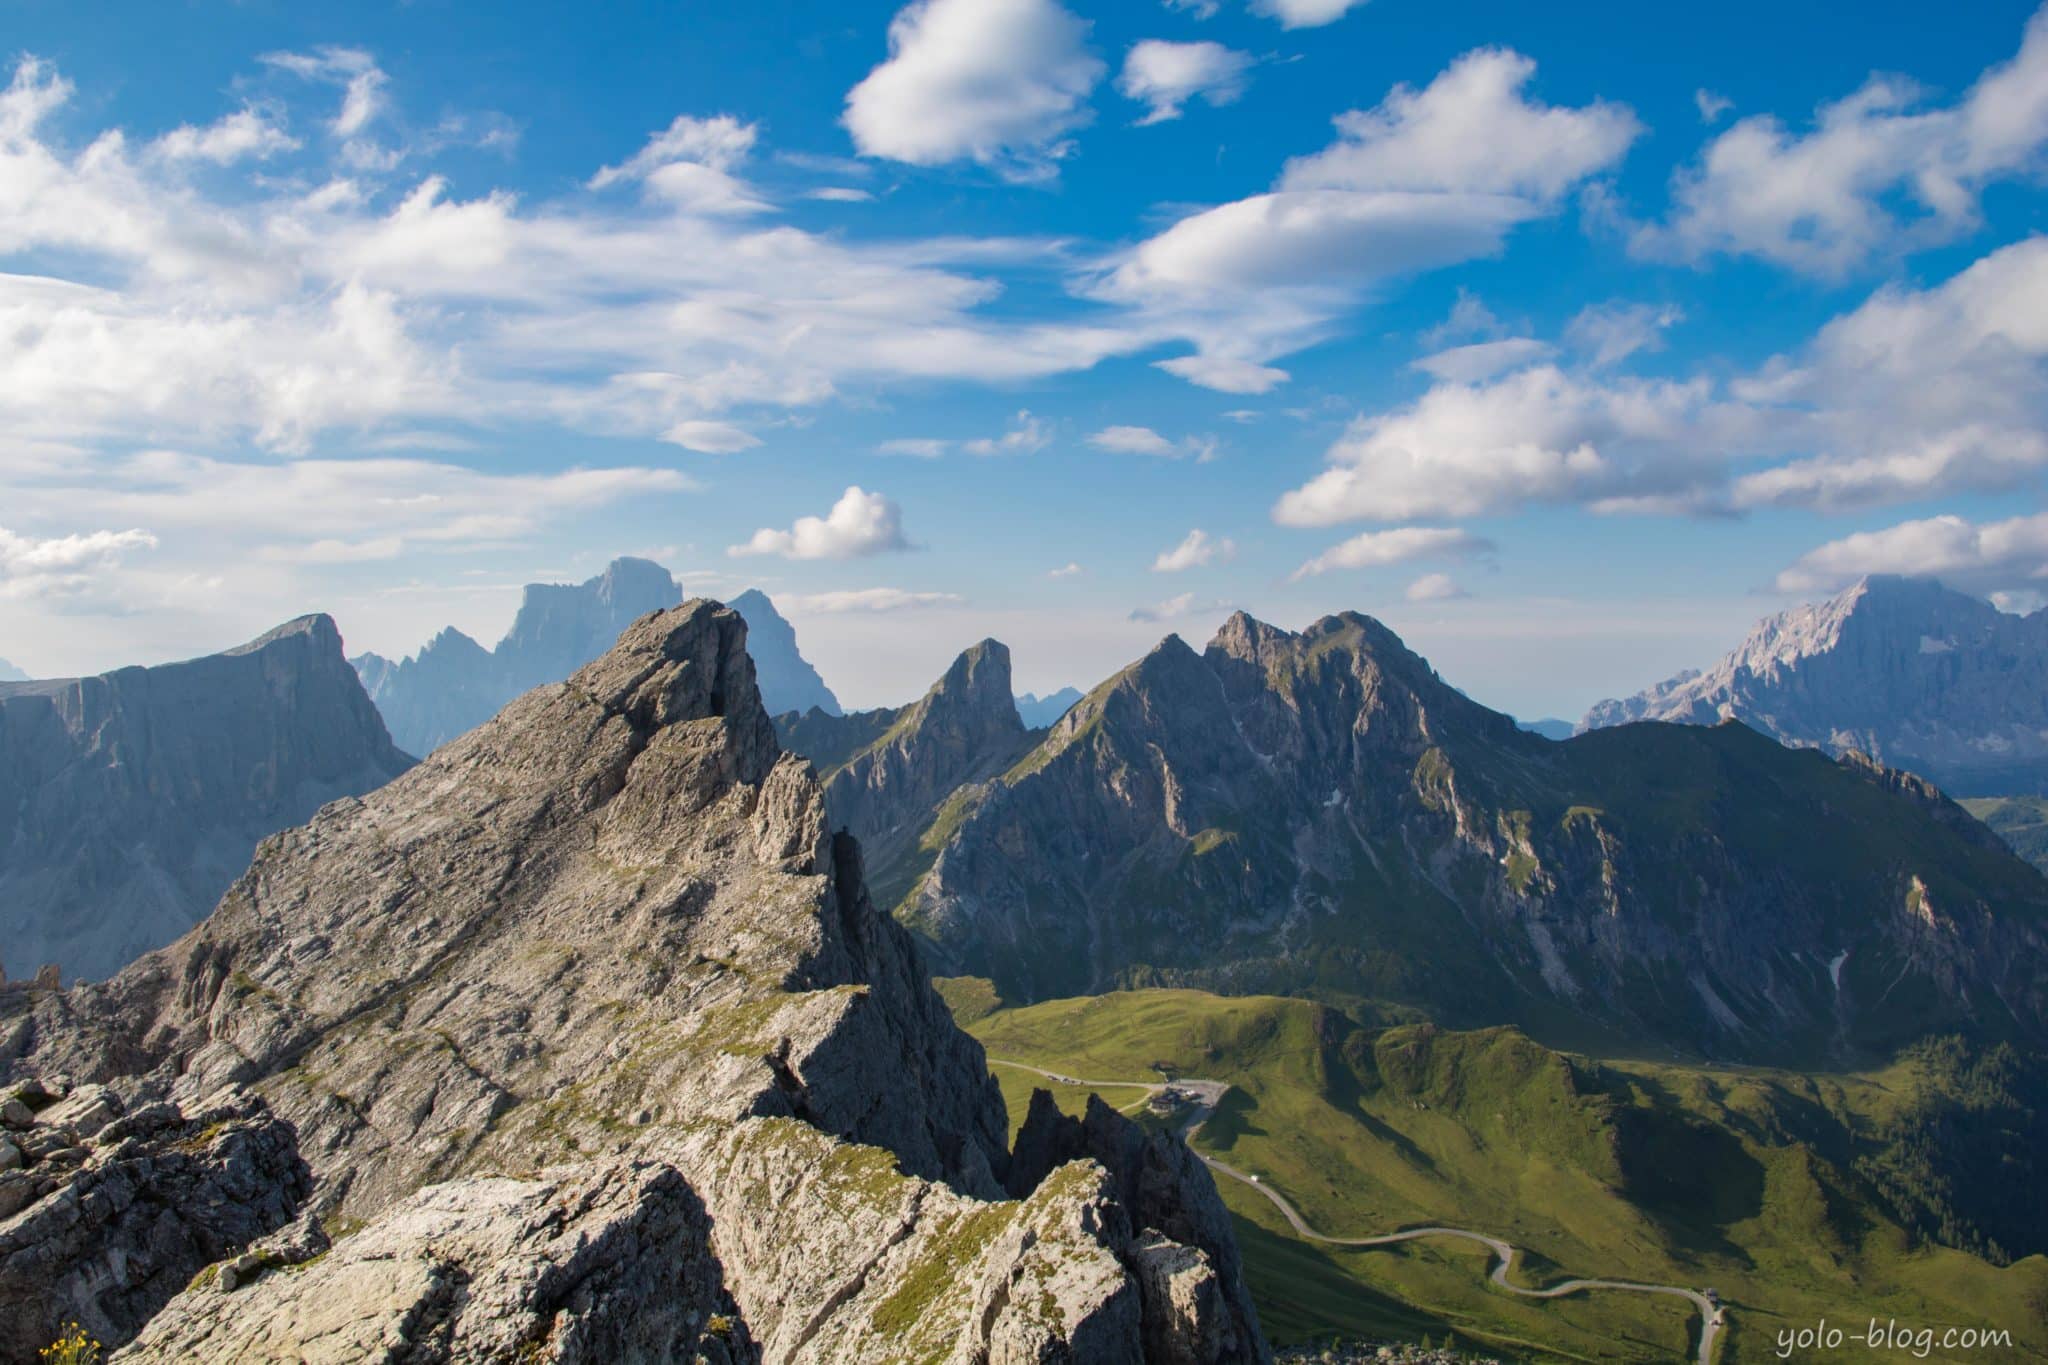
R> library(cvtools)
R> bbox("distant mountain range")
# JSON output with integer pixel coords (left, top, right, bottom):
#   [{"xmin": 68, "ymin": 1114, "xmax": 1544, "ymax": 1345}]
[
  {"xmin": 352, "ymin": 558, "xmax": 841, "ymax": 754},
  {"xmin": 1581, "ymin": 575, "xmax": 2048, "ymax": 797},
  {"xmin": 0, "ymin": 616, "xmax": 413, "ymax": 983},
  {"xmin": 780, "ymin": 610, "xmax": 2048, "ymax": 1063},
  {"xmin": 1016, "ymin": 687, "xmax": 1083, "ymax": 728}
]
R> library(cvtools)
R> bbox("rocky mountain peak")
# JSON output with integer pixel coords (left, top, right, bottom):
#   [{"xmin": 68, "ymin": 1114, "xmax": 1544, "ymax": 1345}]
[
  {"xmin": 0, "ymin": 616, "xmax": 414, "ymax": 983},
  {"xmin": 925, "ymin": 638, "xmax": 1020, "ymax": 721},
  {"xmin": 1581, "ymin": 575, "xmax": 2048, "ymax": 794},
  {"xmin": 3, "ymin": 601, "xmax": 1265, "ymax": 1362}
]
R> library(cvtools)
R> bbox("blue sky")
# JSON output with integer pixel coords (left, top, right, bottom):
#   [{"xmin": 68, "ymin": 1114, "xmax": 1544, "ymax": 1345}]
[{"xmin": 2, "ymin": 0, "xmax": 2046, "ymax": 717}]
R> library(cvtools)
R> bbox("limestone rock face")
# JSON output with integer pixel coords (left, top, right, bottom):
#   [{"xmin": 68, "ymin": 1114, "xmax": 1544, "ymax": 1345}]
[
  {"xmin": 118, "ymin": 1160, "xmax": 755, "ymax": 1365},
  {"xmin": 0, "ymin": 1086, "xmax": 308, "ymax": 1362},
  {"xmin": 1580, "ymin": 575, "xmax": 2048, "ymax": 797},
  {"xmin": 355, "ymin": 564, "xmax": 841, "ymax": 755},
  {"xmin": 896, "ymin": 611, "xmax": 2048, "ymax": 1060},
  {"xmin": 4, "ymin": 601, "xmax": 1263, "ymax": 1362},
  {"xmin": 0, "ymin": 615, "xmax": 415, "ymax": 983}
]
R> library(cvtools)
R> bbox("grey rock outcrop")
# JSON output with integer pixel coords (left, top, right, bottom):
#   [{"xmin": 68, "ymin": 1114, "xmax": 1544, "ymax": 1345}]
[
  {"xmin": 354, "ymin": 562, "xmax": 841, "ymax": 754},
  {"xmin": 6, "ymin": 602, "xmax": 1262, "ymax": 1362},
  {"xmin": 120, "ymin": 1160, "xmax": 754, "ymax": 1365},
  {"xmin": 0, "ymin": 615, "xmax": 414, "ymax": 983},
  {"xmin": 1580, "ymin": 575, "xmax": 2048, "ymax": 796},
  {"xmin": 0, "ymin": 1085, "xmax": 308, "ymax": 1361},
  {"xmin": 895, "ymin": 611, "xmax": 2048, "ymax": 1061}
]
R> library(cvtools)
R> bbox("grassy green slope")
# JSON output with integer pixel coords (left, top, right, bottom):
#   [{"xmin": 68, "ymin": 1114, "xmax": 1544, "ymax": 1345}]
[{"xmin": 950, "ymin": 983, "xmax": 2047, "ymax": 1363}]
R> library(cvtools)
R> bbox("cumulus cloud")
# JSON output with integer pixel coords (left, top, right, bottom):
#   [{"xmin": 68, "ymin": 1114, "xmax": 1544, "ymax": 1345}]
[
  {"xmin": 843, "ymin": 0, "xmax": 1105, "ymax": 182},
  {"xmin": 1289, "ymin": 526, "xmax": 1488, "ymax": 579},
  {"xmin": 1776, "ymin": 512, "xmax": 2048, "ymax": 596},
  {"xmin": 1273, "ymin": 364, "xmax": 1728, "ymax": 524},
  {"xmin": 1279, "ymin": 233, "xmax": 2048, "ymax": 526},
  {"xmin": 780, "ymin": 587, "xmax": 962, "ymax": 612},
  {"xmin": 589, "ymin": 113, "xmax": 757, "ymax": 187},
  {"xmin": 1251, "ymin": 0, "xmax": 1367, "ymax": 27},
  {"xmin": 1405, "ymin": 571, "xmax": 1469, "ymax": 601},
  {"xmin": 152, "ymin": 108, "xmax": 298, "ymax": 164},
  {"xmin": 729, "ymin": 486, "xmax": 911, "ymax": 560},
  {"xmin": 1096, "ymin": 46, "xmax": 1638, "ymax": 393},
  {"xmin": 1117, "ymin": 40, "xmax": 1254, "ymax": 125},
  {"xmin": 1152, "ymin": 528, "xmax": 1236, "ymax": 572},
  {"xmin": 1730, "ymin": 235, "xmax": 2048, "ymax": 509},
  {"xmin": 1639, "ymin": 5, "xmax": 2048, "ymax": 274},
  {"xmin": 1279, "ymin": 49, "xmax": 1640, "ymax": 201}
]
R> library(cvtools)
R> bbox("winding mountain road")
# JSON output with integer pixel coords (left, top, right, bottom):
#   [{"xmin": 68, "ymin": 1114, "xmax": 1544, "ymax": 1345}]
[{"xmin": 988, "ymin": 1057, "xmax": 1725, "ymax": 1365}]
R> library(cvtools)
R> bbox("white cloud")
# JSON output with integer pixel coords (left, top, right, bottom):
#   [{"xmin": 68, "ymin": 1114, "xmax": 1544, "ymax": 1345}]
[
  {"xmin": 1117, "ymin": 40, "xmax": 1253, "ymax": 125},
  {"xmin": 262, "ymin": 46, "xmax": 388, "ymax": 146},
  {"xmin": 1086, "ymin": 424, "xmax": 1215, "ymax": 459},
  {"xmin": 1694, "ymin": 89, "xmax": 1733, "ymax": 124},
  {"xmin": 1278, "ymin": 48, "xmax": 1641, "ymax": 201},
  {"xmin": 1413, "ymin": 337, "xmax": 1550, "ymax": 383},
  {"xmin": 781, "ymin": 587, "xmax": 962, "ymax": 613},
  {"xmin": 1640, "ymin": 6, "xmax": 2048, "ymax": 274},
  {"xmin": 1776, "ymin": 512, "xmax": 2048, "ymax": 596},
  {"xmin": 806, "ymin": 186, "xmax": 873, "ymax": 202},
  {"xmin": 1289, "ymin": 526, "xmax": 1488, "ymax": 580},
  {"xmin": 1278, "ymin": 233, "xmax": 2048, "ymax": 525},
  {"xmin": 1405, "ymin": 571, "xmax": 1469, "ymax": 601},
  {"xmin": 1165, "ymin": 0, "xmax": 1222, "ymax": 16},
  {"xmin": 1730, "ymin": 235, "xmax": 2048, "ymax": 509},
  {"xmin": 729, "ymin": 486, "xmax": 910, "ymax": 560},
  {"xmin": 0, "ymin": 53, "xmax": 1157, "ymax": 462},
  {"xmin": 1273, "ymin": 364, "xmax": 1727, "ymax": 524},
  {"xmin": 0, "ymin": 526, "xmax": 158, "ymax": 604},
  {"xmin": 1099, "ymin": 47, "xmax": 1638, "ymax": 393},
  {"xmin": 843, "ymin": 0, "xmax": 1105, "ymax": 182},
  {"xmin": 1090, "ymin": 424, "xmax": 1176, "ymax": 455},
  {"xmin": 1152, "ymin": 527, "xmax": 1236, "ymax": 572},
  {"xmin": 1047, "ymin": 561, "xmax": 1084, "ymax": 577},
  {"xmin": 877, "ymin": 438, "xmax": 951, "ymax": 458},
  {"xmin": 1133, "ymin": 591, "xmax": 1196, "ymax": 621},
  {"xmin": 1250, "ymin": 0, "xmax": 1367, "ymax": 27},
  {"xmin": 876, "ymin": 412, "xmax": 1050, "ymax": 458},
  {"xmin": 152, "ymin": 108, "xmax": 298, "ymax": 164},
  {"xmin": 664, "ymin": 419, "xmax": 761, "ymax": 454},
  {"xmin": 963, "ymin": 409, "xmax": 1050, "ymax": 455},
  {"xmin": 1563, "ymin": 300, "xmax": 1683, "ymax": 369},
  {"xmin": 589, "ymin": 113, "xmax": 758, "ymax": 188}
]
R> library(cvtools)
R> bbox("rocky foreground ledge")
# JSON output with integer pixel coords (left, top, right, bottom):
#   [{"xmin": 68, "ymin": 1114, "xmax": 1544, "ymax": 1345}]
[{"xmin": 0, "ymin": 601, "xmax": 1267, "ymax": 1363}]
